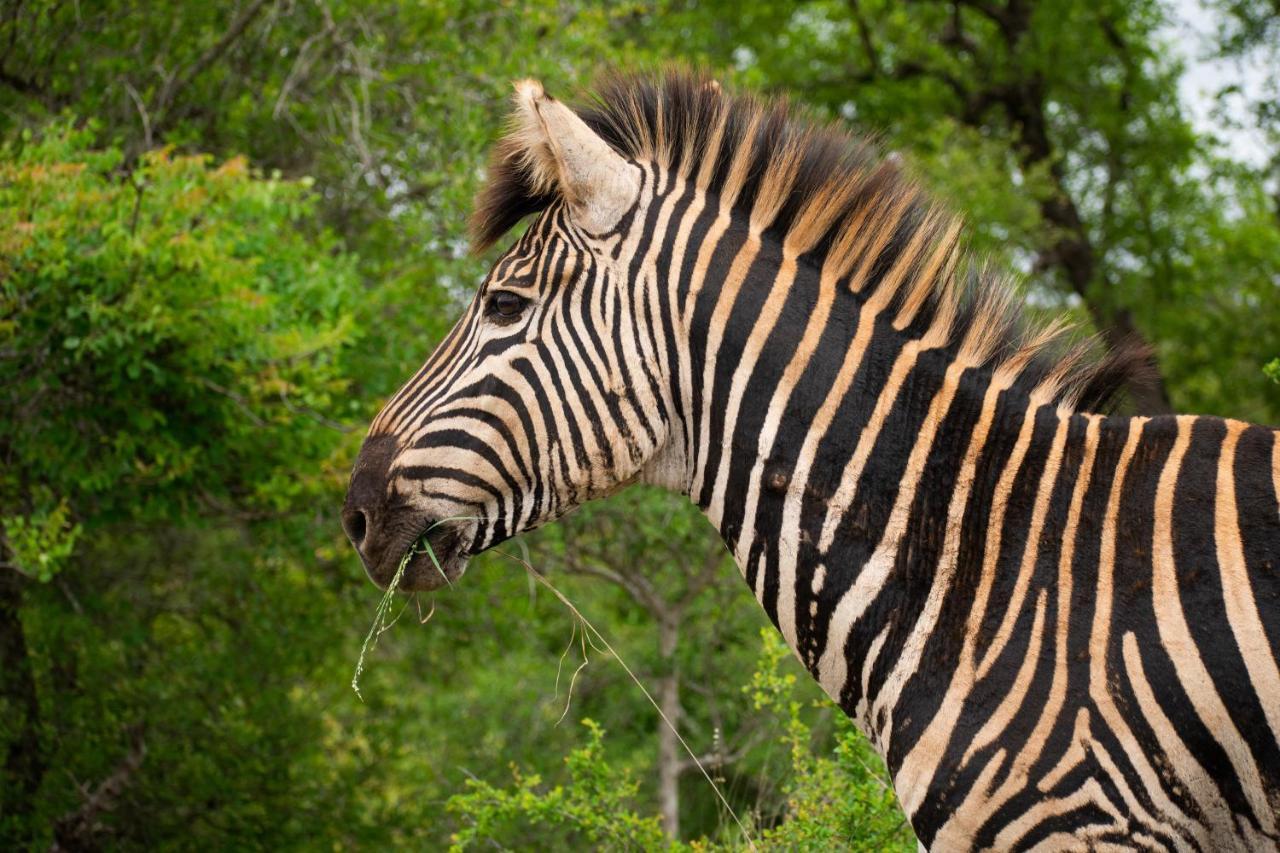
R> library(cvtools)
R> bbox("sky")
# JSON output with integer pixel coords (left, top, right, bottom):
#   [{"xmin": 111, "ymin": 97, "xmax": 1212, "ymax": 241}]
[{"xmin": 1167, "ymin": 0, "xmax": 1273, "ymax": 168}]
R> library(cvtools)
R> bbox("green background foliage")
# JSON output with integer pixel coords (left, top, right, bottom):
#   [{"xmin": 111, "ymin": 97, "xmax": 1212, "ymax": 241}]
[{"xmin": 1, "ymin": 0, "xmax": 1276, "ymax": 849}]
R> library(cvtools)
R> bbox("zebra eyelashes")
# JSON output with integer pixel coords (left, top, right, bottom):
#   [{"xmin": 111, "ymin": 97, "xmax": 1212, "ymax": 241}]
[{"xmin": 486, "ymin": 289, "xmax": 531, "ymax": 324}]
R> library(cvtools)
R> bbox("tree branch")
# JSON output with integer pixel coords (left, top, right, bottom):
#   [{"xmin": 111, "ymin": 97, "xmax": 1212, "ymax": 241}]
[
  {"xmin": 0, "ymin": 67, "xmax": 41, "ymax": 96},
  {"xmin": 558, "ymin": 556, "xmax": 662, "ymax": 615},
  {"xmin": 902, "ymin": 2, "xmax": 1173, "ymax": 411},
  {"xmin": 847, "ymin": 0, "xmax": 881, "ymax": 74},
  {"xmin": 52, "ymin": 727, "xmax": 146, "ymax": 851},
  {"xmin": 151, "ymin": 0, "xmax": 274, "ymax": 126}
]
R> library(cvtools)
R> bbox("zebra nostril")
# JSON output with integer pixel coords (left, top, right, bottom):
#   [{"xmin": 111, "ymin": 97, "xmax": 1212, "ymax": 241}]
[{"xmin": 343, "ymin": 508, "xmax": 369, "ymax": 548}]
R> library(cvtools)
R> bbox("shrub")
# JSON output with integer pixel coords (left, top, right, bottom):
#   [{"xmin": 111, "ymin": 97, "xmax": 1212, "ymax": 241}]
[{"xmin": 0, "ymin": 121, "xmax": 361, "ymax": 571}]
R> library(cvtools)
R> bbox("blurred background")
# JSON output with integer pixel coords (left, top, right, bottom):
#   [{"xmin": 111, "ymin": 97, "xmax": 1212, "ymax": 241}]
[{"xmin": 1, "ymin": 0, "xmax": 1276, "ymax": 848}]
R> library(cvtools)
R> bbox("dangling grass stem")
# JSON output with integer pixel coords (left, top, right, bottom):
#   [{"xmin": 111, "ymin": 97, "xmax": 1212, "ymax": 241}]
[
  {"xmin": 348, "ymin": 526, "xmax": 758, "ymax": 848},
  {"xmin": 554, "ymin": 622, "xmax": 578, "ymax": 697},
  {"xmin": 416, "ymin": 594, "xmax": 436, "ymax": 625},
  {"xmin": 350, "ymin": 545, "xmax": 412, "ymax": 701},
  {"xmin": 492, "ymin": 547, "xmax": 759, "ymax": 851}
]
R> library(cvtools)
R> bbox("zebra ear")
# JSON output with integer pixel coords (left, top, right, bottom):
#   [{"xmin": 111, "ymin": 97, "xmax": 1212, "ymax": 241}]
[{"xmin": 509, "ymin": 79, "xmax": 641, "ymax": 235}]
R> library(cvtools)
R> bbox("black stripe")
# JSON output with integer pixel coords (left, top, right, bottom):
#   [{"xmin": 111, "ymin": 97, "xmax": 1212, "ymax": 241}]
[
  {"xmin": 862, "ymin": 366, "xmax": 989, "ymax": 724},
  {"xmin": 718, "ymin": 249, "xmax": 823, "ymax": 552},
  {"xmin": 687, "ymin": 211, "xmax": 753, "ymax": 482},
  {"xmin": 790, "ymin": 315, "xmax": 911, "ymax": 659},
  {"xmin": 1235, "ymin": 427, "xmax": 1280, "ymax": 664},
  {"xmin": 1175, "ymin": 418, "xmax": 1280, "ymax": 814},
  {"xmin": 1105, "ymin": 417, "xmax": 1223, "ymax": 827}
]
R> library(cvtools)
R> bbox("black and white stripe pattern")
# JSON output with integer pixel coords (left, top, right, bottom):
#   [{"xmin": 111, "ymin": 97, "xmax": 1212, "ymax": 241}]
[{"xmin": 350, "ymin": 72, "xmax": 1280, "ymax": 849}]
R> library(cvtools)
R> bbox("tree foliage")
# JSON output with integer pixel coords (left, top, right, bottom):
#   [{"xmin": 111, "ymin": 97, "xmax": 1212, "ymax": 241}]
[{"xmin": 1, "ymin": 124, "xmax": 358, "ymax": 532}]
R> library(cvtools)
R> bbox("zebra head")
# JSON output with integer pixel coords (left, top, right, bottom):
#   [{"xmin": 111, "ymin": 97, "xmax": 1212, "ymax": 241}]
[{"xmin": 343, "ymin": 80, "xmax": 674, "ymax": 591}]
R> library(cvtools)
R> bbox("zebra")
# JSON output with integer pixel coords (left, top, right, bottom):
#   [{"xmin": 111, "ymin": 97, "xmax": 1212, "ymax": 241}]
[{"xmin": 342, "ymin": 71, "xmax": 1280, "ymax": 850}]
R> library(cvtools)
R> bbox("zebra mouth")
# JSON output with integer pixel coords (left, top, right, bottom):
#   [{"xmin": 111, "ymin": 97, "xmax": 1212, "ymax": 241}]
[{"xmin": 390, "ymin": 522, "xmax": 471, "ymax": 592}]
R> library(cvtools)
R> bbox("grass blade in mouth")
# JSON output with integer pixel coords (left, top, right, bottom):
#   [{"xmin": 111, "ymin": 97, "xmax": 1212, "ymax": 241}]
[
  {"xmin": 416, "ymin": 531, "xmax": 452, "ymax": 587},
  {"xmin": 349, "ymin": 516, "xmax": 479, "ymax": 699}
]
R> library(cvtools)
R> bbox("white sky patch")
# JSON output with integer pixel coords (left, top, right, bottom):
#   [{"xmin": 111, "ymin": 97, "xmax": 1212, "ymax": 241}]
[{"xmin": 1165, "ymin": 0, "xmax": 1273, "ymax": 168}]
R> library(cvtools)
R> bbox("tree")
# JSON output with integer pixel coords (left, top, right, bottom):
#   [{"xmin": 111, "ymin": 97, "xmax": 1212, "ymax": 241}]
[
  {"xmin": 634, "ymin": 0, "xmax": 1279, "ymax": 422},
  {"xmin": 1208, "ymin": 0, "xmax": 1280, "ymax": 223},
  {"xmin": 0, "ymin": 123, "xmax": 360, "ymax": 845}
]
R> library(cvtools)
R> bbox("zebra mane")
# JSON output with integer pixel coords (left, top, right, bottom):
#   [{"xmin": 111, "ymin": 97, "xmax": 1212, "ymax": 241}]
[{"xmin": 471, "ymin": 69, "xmax": 1146, "ymax": 413}]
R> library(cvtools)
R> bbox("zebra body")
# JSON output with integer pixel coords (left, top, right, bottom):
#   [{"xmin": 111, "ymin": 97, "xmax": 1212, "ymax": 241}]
[{"xmin": 344, "ymin": 73, "xmax": 1280, "ymax": 850}]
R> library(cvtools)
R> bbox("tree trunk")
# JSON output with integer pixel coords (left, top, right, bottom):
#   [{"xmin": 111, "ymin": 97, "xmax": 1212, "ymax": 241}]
[
  {"xmin": 895, "ymin": 6, "xmax": 1178, "ymax": 416},
  {"xmin": 656, "ymin": 618, "xmax": 681, "ymax": 839},
  {"xmin": 1, "ymin": 569, "xmax": 43, "ymax": 833}
]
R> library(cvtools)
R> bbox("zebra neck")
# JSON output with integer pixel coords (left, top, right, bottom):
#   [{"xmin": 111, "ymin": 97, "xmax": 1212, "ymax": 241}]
[{"xmin": 678, "ymin": 300, "xmax": 1076, "ymax": 752}]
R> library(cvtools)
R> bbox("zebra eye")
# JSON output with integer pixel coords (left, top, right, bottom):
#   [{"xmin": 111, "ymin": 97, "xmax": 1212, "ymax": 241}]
[{"xmin": 488, "ymin": 290, "xmax": 528, "ymax": 320}]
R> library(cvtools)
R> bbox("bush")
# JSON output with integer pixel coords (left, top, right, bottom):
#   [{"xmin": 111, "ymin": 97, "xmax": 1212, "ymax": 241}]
[
  {"xmin": 0, "ymin": 122, "xmax": 360, "ymax": 553},
  {"xmin": 748, "ymin": 631, "xmax": 915, "ymax": 852},
  {"xmin": 447, "ymin": 719, "xmax": 671, "ymax": 851},
  {"xmin": 445, "ymin": 630, "xmax": 916, "ymax": 852}
]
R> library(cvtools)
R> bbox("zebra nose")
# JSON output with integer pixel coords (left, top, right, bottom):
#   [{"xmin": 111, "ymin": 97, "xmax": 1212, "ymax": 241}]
[
  {"xmin": 342, "ymin": 507, "xmax": 369, "ymax": 548},
  {"xmin": 343, "ymin": 434, "xmax": 400, "ymax": 567}
]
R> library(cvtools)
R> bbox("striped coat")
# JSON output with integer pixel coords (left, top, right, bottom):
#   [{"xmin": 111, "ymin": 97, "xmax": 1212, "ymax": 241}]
[{"xmin": 343, "ymin": 72, "xmax": 1280, "ymax": 850}]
